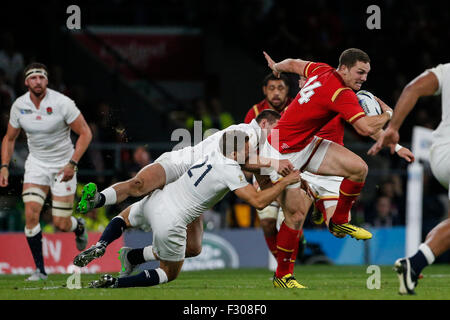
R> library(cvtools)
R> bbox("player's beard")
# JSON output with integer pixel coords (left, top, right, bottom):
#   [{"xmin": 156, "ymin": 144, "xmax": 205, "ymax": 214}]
[
  {"xmin": 268, "ymin": 98, "xmax": 286, "ymax": 112},
  {"xmin": 29, "ymin": 86, "xmax": 46, "ymax": 99}
]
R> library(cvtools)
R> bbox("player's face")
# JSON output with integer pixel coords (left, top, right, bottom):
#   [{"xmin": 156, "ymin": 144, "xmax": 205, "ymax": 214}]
[
  {"xmin": 341, "ymin": 61, "xmax": 370, "ymax": 91},
  {"xmin": 263, "ymin": 80, "xmax": 289, "ymax": 110},
  {"xmin": 25, "ymin": 75, "xmax": 48, "ymax": 97}
]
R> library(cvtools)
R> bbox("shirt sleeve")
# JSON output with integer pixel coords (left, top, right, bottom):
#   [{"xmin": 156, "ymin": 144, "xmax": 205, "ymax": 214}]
[
  {"xmin": 330, "ymin": 89, "xmax": 366, "ymax": 124},
  {"xmin": 61, "ymin": 96, "xmax": 81, "ymax": 124},
  {"xmin": 304, "ymin": 62, "xmax": 332, "ymax": 78},
  {"xmin": 427, "ymin": 63, "xmax": 449, "ymax": 96},
  {"xmin": 220, "ymin": 163, "xmax": 249, "ymax": 191},
  {"xmin": 244, "ymin": 106, "xmax": 257, "ymax": 124},
  {"xmin": 9, "ymin": 102, "xmax": 21, "ymax": 128}
]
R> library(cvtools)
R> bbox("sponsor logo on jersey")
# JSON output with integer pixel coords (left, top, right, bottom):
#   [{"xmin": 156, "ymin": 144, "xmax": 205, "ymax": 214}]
[
  {"xmin": 19, "ymin": 109, "xmax": 33, "ymax": 114},
  {"xmin": 36, "ymin": 115, "xmax": 42, "ymax": 120}
]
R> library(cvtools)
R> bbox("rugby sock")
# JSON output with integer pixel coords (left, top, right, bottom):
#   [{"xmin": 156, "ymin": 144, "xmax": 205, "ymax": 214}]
[
  {"xmin": 101, "ymin": 187, "xmax": 117, "ymax": 206},
  {"xmin": 97, "ymin": 216, "xmax": 126, "ymax": 247},
  {"xmin": 331, "ymin": 178, "xmax": 365, "ymax": 225},
  {"xmin": 25, "ymin": 225, "xmax": 46, "ymax": 275},
  {"xmin": 143, "ymin": 245, "xmax": 156, "ymax": 261},
  {"xmin": 288, "ymin": 229, "xmax": 303, "ymax": 275},
  {"xmin": 409, "ymin": 243, "xmax": 436, "ymax": 276},
  {"xmin": 275, "ymin": 222, "xmax": 300, "ymax": 278},
  {"xmin": 116, "ymin": 268, "xmax": 168, "ymax": 288},
  {"xmin": 127, "ymin": 248, "xmax": 146, "ymax": 265},
  {"xmin": 264, "ymin": 234, "xmax": 278, "ymax": 258}
]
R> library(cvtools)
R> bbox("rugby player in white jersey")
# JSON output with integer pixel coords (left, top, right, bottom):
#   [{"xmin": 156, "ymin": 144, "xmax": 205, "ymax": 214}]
[
  {"xmin": 0, "ymin": 63, "xmax": 92, "ymax": 281},
  {"xmin": 75, "ymin": 130, "xmax": 301, "ymax": 288},
  {"xmin": 369, "ymin": 63, "xmax": 450, "ymax": 295},
  {"xmin": 77, "ymin": 110, "xmax": 290, "ymax": 260}
]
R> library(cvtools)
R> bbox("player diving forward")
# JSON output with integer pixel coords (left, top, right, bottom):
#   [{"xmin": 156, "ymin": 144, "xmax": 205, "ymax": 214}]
[{"xmin": 78, "ymin": 130, "xmax": 301, "ymax": 288}]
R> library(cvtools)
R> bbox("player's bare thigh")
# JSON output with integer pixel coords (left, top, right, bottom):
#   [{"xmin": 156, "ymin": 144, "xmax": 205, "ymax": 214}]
[
  {"xmin": 315, "ymin": 142, "xmax": 368, "ymax": 182},
  {"xmin": 23, "ymin": 183, "xmax": 49, "ymax": 228},
  {"xmin": 114, "ymin": 163, "xmax": 167, "ymax": 200}
]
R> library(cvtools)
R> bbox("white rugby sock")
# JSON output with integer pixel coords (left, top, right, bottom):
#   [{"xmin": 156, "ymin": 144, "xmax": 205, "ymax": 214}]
[
  {"xmin": 155, "ymin": 268, "xmax": 168, "ymax": 284},
  {"xmin": 419, "ymin": 243, "xmax": 435, "ymax": 265},
  {"xmin": 101, "ymin": 187, "xmax": 117, "ymax": 205},
  {"xmin": 143, "ymin": 245, "xmax": 156, "ymax": 261},
  {"xmin": 70, "ymin": 216, "xmax": 78, "ymax": 231}
]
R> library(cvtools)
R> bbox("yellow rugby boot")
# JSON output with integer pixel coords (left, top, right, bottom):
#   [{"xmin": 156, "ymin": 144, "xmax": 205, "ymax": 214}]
[
  {"xmin": 329, "ymin": 221, "xmax": 372, "ymax": 240},
  {"xmin": 273, "ymin": 273, "xmax": 307, "ymax": 288}
]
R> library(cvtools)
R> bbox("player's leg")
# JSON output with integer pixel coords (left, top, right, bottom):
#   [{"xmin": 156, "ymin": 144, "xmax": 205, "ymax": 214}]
[
  {"xmin": 22, "ymin": 183, "xmax": 49, "ymax": 280},
  {"xmin": 52, "ymin": 193, "xmax": 88, "ymax": 251},
  {"xmin": 313, "ymin": 143, "xmax": 371, "ymax": 239},
  {"xmin": 73, "ymin": 205, "xmax": 132, "ymax": 267},
  {"xmin": 78, "ymin": 163, "xmax": 167, "ymax": 213},
  {"xmin": 185, "ymin": 216, "xmax": 204, "ymax": 258}
]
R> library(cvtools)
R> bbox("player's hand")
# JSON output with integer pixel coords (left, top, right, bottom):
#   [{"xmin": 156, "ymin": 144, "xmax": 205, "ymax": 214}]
[
  {"xmin": 274, "ymin": 159, "xmax": 294, "ymax": 176},
  {"xmin": 263, "ymin": 51, "xmax": 281, "ymax": 78},
  {"xmin": 283, "ymin": 170, "xmax": 301, "ymax": 185},
  {"xmin": 0, "ymin": 167, "xmax": 9, "ymax": 187},
  {"xmin": 374, "ymin": 96, "xmax": 393, "ymax": 114},
  {"xmin": 396, "ymin": 146, "xmax": 415, "ymax": 163},
  {"xmin": 57, "ymin": 163, "xmax": 76, "ymax": 182},
  {"xmin": 368, "ymin": 126, "xmax": 399, "ymax": 155}
]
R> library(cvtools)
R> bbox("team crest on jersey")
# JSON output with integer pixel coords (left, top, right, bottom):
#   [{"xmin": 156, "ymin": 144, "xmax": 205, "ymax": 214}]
[
  {"xmin": 46, "ymin": 107, "xmax": 53, "ymax": 115},
  {"xmin": 36, "ymin": 115, "xmax": 42, "ymax": 120}
]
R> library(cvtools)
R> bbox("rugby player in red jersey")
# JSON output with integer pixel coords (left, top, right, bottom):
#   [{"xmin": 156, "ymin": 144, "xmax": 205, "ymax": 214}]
[
  {"xmin": 244, "ymin": 73, "xmax": 293, "ymax": 124},
  {"xmin": 259, "ymin": 49, "xmax": 394, "ymax": 288}
]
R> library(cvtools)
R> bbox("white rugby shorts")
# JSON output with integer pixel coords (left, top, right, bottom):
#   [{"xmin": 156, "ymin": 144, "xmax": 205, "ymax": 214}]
[
  {"xmin": 259, "ymin": 136, "xmax": 331, "ymax": 189},
  {"xmin": 430, "ymin": 142, "xmax": 450, "ymax": 199},
  {"xmin": 154, "ymin": 147, "xmax": 194, "ymax": 184},
  {"xmin": 128, "ymin": 189, "xmax": 187, "ymax": 262},
  {"xmin": 301, "ymin": 171, "xmax": 342, "ymax": 208},
  {"xmin": 23, "ymin": 155, "xmax": 76, "ymax": 196}
]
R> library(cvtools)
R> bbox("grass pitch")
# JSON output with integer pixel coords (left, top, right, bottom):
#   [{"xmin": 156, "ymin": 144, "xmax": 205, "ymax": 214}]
[{"xmin": 1, "ymin": 265, "xmax": 449, "ymax": 300}]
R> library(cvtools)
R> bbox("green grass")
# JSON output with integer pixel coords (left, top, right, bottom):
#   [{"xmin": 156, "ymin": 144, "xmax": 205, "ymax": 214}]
[{"xmin": 1, "ymin": 265, "xmax": 449, "ymax": 300}]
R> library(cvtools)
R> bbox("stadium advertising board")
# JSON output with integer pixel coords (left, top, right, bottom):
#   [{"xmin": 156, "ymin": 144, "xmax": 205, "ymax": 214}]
[{"xmin": 0, "ymin": 233, "xmax": 122, "ymax": 274}]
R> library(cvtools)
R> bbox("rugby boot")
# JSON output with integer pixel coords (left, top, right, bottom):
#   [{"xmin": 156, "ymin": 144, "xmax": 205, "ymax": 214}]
[
  {"xmin": 328, "ymin": 221, "xmax": 372, "ymax": 240},
  {"xmin": 77, "ymin": 182, "xmax": 99, "ymax": 213},
  {"xmin": 273, "ymin": 273, "xmax": 307, "ymax": 288},
  {"xmin": 73, "ymin": 243, "xmax": 106, "ymax": 267}
]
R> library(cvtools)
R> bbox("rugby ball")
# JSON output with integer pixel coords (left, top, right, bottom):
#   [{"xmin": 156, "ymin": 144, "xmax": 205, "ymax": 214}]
[{"xmin": 356, "ymin": 90, "xmax": 382, "ymax": 116}]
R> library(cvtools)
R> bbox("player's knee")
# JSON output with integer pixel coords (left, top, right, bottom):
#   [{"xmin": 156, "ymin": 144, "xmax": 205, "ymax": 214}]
[
  {"xmin": 186, "ymin": 245, "xmax": 202, "ymax": 258},
  {"xmin": 352, "ymin": 160, "xmax": 368, "ymax": 180},
  {"xmin": 260, "ymin": 218, "xmax": 277, "ymax": 237}
]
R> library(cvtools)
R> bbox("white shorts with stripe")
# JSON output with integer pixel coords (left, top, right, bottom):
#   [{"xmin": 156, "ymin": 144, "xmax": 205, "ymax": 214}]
[
  {"xmin": 301, "ymin": 171, "xmax": 342, "ymax": 209},
  {"xmin": 23, "ymin": 154, "xmax": 76, "ymax": 196},
  {"xmin": 259, "ymin": 136, "xmax": 331, "ymax": 188}
]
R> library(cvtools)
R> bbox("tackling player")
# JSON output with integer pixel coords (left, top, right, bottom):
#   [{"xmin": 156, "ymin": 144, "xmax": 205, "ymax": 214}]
[
  {"xmin": 0, "ymin": 63, "xmax": 92, "ymax": 281},
  {"xmin": 75, "ymin": 130, "xmax": 302, "ymax": 289},
  {"xmin": 369, "ymin": 63, "xmax": 450, "ymax": 295}
]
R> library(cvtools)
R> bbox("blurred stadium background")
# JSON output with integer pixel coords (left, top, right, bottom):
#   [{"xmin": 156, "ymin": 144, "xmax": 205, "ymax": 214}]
[{"xmin": 0, "ymin": 0, "xmax": 449, "ymax": 275}]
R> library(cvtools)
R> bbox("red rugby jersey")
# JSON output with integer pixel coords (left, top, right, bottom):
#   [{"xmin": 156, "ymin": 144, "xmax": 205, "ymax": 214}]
[
  {"xmin": 268, "ymin": 62, "xmax": 365, "ymax": 153},
  {"xmin": 316, "ymin": 115, "xmax": 345, "ymax": 146},
  {"xmin": 244, "ymin": 98, "xmax": 293, "ymax": 124}
]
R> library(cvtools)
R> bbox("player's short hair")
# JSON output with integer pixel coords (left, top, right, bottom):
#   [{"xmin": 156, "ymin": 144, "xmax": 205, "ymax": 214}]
[
  {"xmin": 24, "ymin": 62, "xmax": 48, "ymax": 78},
  {"xmin": 255, "ymin": 109, "xmax": 281, "ymax": 125},
  {"xmin": 338, "ymin": 48, "xmax": 370, "ymax": 69},
  {"xmin": 263, "ymin": 73, "xmax": 290, "ymax": 87},
  {"xmin": 220, "ymin": 130, "xmax": 249, "ymax": 157}
]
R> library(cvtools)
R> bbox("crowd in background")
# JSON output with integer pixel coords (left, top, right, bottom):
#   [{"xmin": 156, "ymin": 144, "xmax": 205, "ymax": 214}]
[{"xmin": 0, "ymin": 0, "xmax": 449, "ymax": 236}]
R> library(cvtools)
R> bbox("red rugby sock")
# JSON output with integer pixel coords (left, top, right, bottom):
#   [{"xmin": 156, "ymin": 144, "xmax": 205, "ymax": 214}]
[
  {"xmin": 288, "ymin": 229, "xmax": 303, "ymax": 274},
  {"xmin": 331, "ymin": 178, "xmax": 364, "ymax": 225},
  {"xmin": 276, "ymin": 222, "xmax": 300, "ymax": 278},
  {"xmin": 264, "ymin": 234, "xmax": 278, "ymax": 258}
]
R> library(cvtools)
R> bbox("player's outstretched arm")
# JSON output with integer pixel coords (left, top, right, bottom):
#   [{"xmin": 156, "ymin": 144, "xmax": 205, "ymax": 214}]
[
  {"xmin": 244, "ymin": 156, "xmax": 294, "ymax": 177},
  {"xmin": 263, "ymin": 51, "xmax": 309, "ymax": 77},
  {"xmin": 234, "ymin": 170, "xmax": 300, "ymax": 210},
  {"xmin": 369, "ymin": 129, "xmax": 415, "ymax": 163},
  {"xmin": 368, "ymin": 70, "xmax": 439, "ymax": 155},
  {"xmin": 0, "ymin": 124, "xmax": 21, "ymax": 187}
]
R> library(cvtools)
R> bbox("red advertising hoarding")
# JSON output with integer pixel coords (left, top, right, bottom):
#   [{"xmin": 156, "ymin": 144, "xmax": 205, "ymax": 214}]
[
  {"xmin": 0, "ymin": 233, "xmax": 122, "ymax": 274},
  {"xmin": 73, "ymin": 26, "xmax": 203, "ymax": 80}
]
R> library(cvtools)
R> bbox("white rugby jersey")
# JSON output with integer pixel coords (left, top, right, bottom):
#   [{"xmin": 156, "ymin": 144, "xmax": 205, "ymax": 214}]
[
  {"xmin": 428, "ymin": 63, "xmax": 450, "ymax": 144},
  {"xmin": 160, "ymin": 149, "xmax": 249, "ymax": 225},
  {"xmin": 9, "ymin": 88, "xmax": 80, "ymax": 165}
]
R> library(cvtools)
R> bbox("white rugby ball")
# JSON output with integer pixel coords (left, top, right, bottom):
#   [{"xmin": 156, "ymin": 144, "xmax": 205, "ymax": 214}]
[{"xmin": 356, "ymin": 90, "xmax": 382, "ymax": 116}]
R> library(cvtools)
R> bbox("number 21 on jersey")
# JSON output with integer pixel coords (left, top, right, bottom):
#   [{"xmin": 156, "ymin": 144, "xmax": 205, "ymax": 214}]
[
  {"xmin": 298, "ymin": 75, "xmax": 322, "ymax": 104},
  {"xmin": 188, "ymin": 157, "xmax": 212, "ymax": 187}
]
